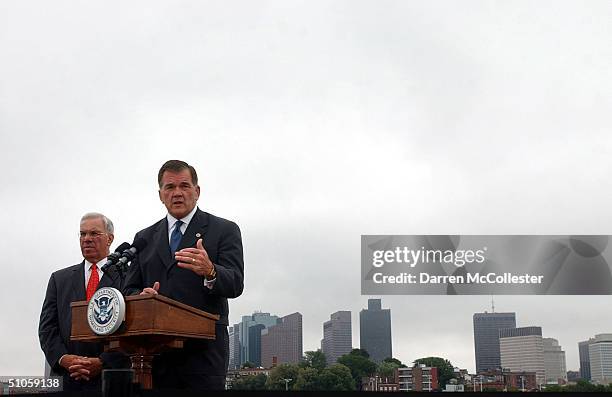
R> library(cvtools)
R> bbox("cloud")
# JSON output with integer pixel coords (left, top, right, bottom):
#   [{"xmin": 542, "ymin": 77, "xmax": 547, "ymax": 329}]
[{"xmin": 1, "ymin": 0, "xmax": 611, "ymax": 376}]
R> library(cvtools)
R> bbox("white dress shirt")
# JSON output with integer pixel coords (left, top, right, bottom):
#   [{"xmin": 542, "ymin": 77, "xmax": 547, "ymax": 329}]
[
  {"xmin": 84, "ymin": 258, "xmax": 106, "ymax": 288},
  {"xmin": 166, "ymin": 205, "xmax": 198, "ymax": 244}
]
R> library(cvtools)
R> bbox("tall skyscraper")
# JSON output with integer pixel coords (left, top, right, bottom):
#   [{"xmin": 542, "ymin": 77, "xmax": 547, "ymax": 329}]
[
  {"xmin": 588, "ymin": 334, "xmax": 612, "ymax": 385},
  {"xmin": 321, "ymin": 311, "xmax": 352, "ymax": 365},
  {"xmin": 543, "ymin": 338, "xmax": 567, "ymax": 384},
  {"xmin": 499, "ymin": 326, "xmax": 545, "ymax": 386},
  {"xmin": 473, "ymin": 312, "xmax": 516, "ymax": 372},
  {"xmin": 579, "ymin": 338, "xmax": 595, "ymax": 380},
  {"xmin": 248, "ymin": 324, "xmax": 266, "ymax": 367},
  {"xmin": 360, "ymin": 299, "xmax": 392, "ymax": 363},
  {"xmin": 261, "ymin": 312, "xmax": 303, "ymax": 368},
  {"xmin": 238, "ymin": 312, "xmax": 279, "ymax": 367},
  {"xmin": 228, "ymin": 324, "xmax": 241, "ymax": 370}
]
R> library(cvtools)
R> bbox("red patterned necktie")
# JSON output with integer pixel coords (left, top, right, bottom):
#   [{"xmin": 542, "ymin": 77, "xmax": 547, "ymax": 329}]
[{"xmin": 86, "ymin": 263, "xmax": 99, "ymax": 301}]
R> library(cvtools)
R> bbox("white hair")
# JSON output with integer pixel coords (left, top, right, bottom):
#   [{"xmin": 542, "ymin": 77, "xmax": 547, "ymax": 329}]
[{"xmin": 80, "ymin": 212, "xmax": 114, "ymax": 234}]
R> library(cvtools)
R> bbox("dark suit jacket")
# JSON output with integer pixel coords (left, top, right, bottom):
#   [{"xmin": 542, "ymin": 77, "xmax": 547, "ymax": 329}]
[
  {"xmin": 39, "ymin": 262, "xmax": 128, "ymax": 390},
  {"xmin": 123, "ymin": 208, "xmax": 244, "ymax": 379}
]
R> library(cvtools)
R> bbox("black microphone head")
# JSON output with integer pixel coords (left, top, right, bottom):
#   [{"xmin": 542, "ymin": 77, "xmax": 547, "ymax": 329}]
[
  {"xmin": 115, "ymin": 242, "xmax": 131, "ymax": 253},
  {"xmin": 103, "ymin": 244, "xmax": 128, "ymax": 272},
  {"xmin": 106, "ymin": 252, "xmax": 121, "ymax": 262},
  {"xmin": 119, "ymin": 237, "xmax": 149, "ymax": 265},
  {"xmin": 131, "ymin": 237, "xmax": 148, "ymax": 252}
]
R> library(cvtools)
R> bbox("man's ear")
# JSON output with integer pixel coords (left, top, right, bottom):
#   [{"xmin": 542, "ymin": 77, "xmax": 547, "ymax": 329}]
[
  {"xmin": 158, "ymin": 189, "xmax": 162, "ymax": 202},
  {"xmin": 108, "ymin": 234, "xmax": 114, "ymax": 246},
  {"xmin": 196, "ymin": 185, "xmax": 201, "ymax": 199}
]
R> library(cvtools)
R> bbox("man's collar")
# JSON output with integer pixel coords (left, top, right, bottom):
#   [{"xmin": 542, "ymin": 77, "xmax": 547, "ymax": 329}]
[
  {"xmin": 84, "ymin": 257, "xmax": 107, "ymax": 269},
  {"xmin": 167, "ymin": 206, "xmax": 198, "ymax": 229}
]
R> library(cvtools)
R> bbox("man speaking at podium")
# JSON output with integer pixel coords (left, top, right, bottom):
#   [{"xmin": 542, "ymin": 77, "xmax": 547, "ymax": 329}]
[
  {"xmin": 124, "ymin": 160, "xmax": 244, "ymax": 390},
  {"xmin": 39, "ymin": 213, "xmax": 128, "ymax": 391}
]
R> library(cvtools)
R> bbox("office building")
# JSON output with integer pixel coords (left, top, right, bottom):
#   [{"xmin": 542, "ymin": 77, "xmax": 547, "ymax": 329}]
[
  {"xmin": 543, "ymin": 338, "xmax": 567, "ymax": 384},
  {"xmin": 362, "ymin": 371, "xmax": 399, "ymax": 392},
  {"xmin": 567, "ymin": 371, "xmax": 580, "ymax": 382},
  {"xmin": 261, "ymin": 312, "xmax": 303, "ymax": 368},
  {"xmin": 321, "ymin": 311, "xmax": 352, "ymax": 365},
  {"xmin": 505, "ymin": 371, "xmax": 538, "ymax": 391},
  {"xmin": 472, "ymin": 369, "xmax": 537, "ymax": 392},
  {"xmin": 473, "ymin": 312, "xmax": 516, "ymax": 372},
  {"xmin": 360, "ymin": 299, "xmax": 392, "ymax": 363},
  {"xmin": 228, "ymin": 324, "xmax": 241, "ymax": 370},
  {"xmin": 589, "ymin": 333, "xmax": 612, "ymax": 385},
  {"xmin": 579, "ymin": 338, "xmax": 595, "ymax": 380},
  {"xmin": 238, "ymin": 312, "xmax": 279, "ymax": 367},
  {"xmin": 398, "ymin": 365, "xmax": 438, "ymax": 391},
  {"xmin": 248, "ymin": 324, "xmax": 266, "ymax": 367},
  {"xmin": 499, "ymin": 326, "xmax": 545, "ymax": 386}
]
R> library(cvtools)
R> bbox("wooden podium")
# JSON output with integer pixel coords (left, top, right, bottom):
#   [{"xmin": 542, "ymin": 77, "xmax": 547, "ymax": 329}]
[{"xmin": 70, "ymin": 294, "xmax": 219, "ymax": 389}]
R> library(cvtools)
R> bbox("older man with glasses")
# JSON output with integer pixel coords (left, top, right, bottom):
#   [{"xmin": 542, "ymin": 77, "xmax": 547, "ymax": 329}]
[{"xmin": 38, "ymin": 212, "xmax": 129, "ymax": 391}]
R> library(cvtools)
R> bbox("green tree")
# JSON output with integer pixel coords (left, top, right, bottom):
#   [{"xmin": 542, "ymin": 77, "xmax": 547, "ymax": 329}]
[
  {"xmin": 378, "ymin": 361, "xmax": 400, "ymax": 378},
  {"xmin": 337, "ymin": 349, "xmax": 377, "ymax": 390},
  {"xmin": 294, "ymin": 367, "xmax": 321, "ymax": 390},
  {"xmin": 378, "ymin": 356, "xmax": 405, "ymax": 378},
  {"xmin": 231, "ymin": 373, "xmax": 267, "ymax": 390},
  {"xmin": 383, "ymin": 357, "xmax": 407, "ymax": 367},
  {"xmin": 542, "ymin": 384, "xmax": 562, "ymax": 392},
  {"xmin": 570, "ymin": 379, "xmax": 606, "ymax": 392},
  {"xmin": 351, "ymin": 348, "xmax": 371, "ymax": 358},
  {"xmin": 319, "ymin": 364, "xmax": 356, "ymax": 390},
  {"xmin": 266, "ymin": 363, "xmax": 300, "ymax": 390},
  {"xmin": 413, "ymin": 357, "xmax": 454, "ymax": 390},
  {"xmin": 293, "ymin": 363, "xmax": 356, "ymax": 391},
  {"xmin": 301, "ymin": 350, "xmax": 327, "ymax": 370},
  {"xmin": 241, "ymin": 361, "xmax": 255, "ymax": 369}
]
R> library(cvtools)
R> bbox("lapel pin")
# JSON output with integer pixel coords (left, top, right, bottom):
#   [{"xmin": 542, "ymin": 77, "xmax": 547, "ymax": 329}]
[{"xmin": 196, "ymin": 233, "xmax": 201, "ymax": 238}]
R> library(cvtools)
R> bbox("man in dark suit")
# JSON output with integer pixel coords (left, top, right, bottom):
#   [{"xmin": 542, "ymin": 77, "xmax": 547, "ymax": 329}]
[
  {"xmin": 123, "ymin": 160, "xmax": 244, "ymax": 390},
  {"xmin": 39, "ymin": 213, "xmax": 129, "ymax": 391}
]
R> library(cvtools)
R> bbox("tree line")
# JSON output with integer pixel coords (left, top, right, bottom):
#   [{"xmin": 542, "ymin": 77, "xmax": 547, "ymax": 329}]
[
  {"xmin": 232, "ymin": 350, "xmax": 612, "ymax": 392},
  {"xmin": 230, "ymin": 349, "xmax": 455, "ymax": 391}
]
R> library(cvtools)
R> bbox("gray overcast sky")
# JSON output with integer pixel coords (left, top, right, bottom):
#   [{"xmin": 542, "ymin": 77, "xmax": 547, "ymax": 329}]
[{"xmin": 1, "ymin": 0, "xmax": 612, "ymax": 376}]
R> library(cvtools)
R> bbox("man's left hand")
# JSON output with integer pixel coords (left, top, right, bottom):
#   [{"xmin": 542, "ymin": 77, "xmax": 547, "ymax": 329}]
[{"xmin": 176, "ymin": 239, "xmax": 214, "ymax": 277}]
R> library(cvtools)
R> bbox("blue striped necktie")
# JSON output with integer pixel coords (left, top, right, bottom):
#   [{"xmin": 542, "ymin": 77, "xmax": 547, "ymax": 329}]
[{"xmin": 170, "ymin": 220, "xmax": 183, "ymax": 254}]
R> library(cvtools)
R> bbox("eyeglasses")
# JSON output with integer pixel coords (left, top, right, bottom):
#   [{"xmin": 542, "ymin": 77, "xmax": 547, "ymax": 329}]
[{"xmin": 79, "ymin": 231, "xmax": 107, "ymax": 239}]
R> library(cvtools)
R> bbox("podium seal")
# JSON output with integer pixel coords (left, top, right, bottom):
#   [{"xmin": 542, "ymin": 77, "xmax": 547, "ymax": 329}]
[{"xmin": 87, "ymin": 287, "xmax": 126, "ymax": 335}]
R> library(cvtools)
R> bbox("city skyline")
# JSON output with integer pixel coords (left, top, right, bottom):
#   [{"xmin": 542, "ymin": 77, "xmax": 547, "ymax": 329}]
[{"xmin": 230, "ymin": 299, "xmax": 605, "ymax": 376}]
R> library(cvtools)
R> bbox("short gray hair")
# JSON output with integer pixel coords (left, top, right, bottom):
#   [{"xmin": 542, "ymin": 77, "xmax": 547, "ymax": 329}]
[{"xmin": 80, "ymin": 212, "xmax": 114, "ymax": 234}]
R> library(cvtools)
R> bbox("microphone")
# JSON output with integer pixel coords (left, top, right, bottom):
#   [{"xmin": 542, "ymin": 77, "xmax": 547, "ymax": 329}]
[
  {"xmin": 101, "ymin": 242, "xmax": 132, "ymax": 272},
  {"xmin": 117, "ymin": 237, "xmax": 148, "ymax": 266}
]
